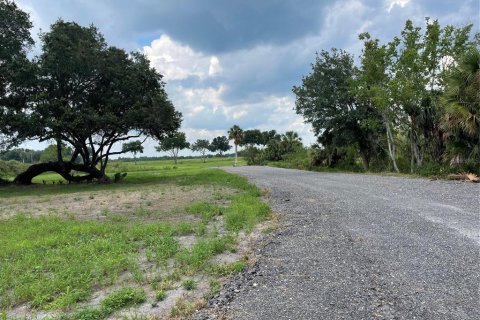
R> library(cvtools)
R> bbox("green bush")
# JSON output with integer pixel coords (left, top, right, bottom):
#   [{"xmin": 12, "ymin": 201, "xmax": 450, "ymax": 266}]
[
  {"xmin": 113, "ymin": 172, "xmax": 127, "ymax": 183},
  {"xmin": 243, "ymin": 146, "xmax": 266, "ymax": 165},
  {"xmin": 414, "ymin": 161, "xmax": 480, "ymax": 177},
  {"xmin": 461, "ymin": 161, "xmax": 480, "ymax": 175},
  {"xmin": 281, "ymin": 150, "xmax": 311, "ymax": 170},
  {"xmin": 414, "ymin": 162, "xmax": 446, "ymax": 176}
]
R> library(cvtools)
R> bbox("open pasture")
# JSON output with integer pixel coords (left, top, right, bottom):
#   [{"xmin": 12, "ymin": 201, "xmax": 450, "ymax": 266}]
[{"xmin": 0, "ymin": 157, "xmax": 271, "ymax": 320}]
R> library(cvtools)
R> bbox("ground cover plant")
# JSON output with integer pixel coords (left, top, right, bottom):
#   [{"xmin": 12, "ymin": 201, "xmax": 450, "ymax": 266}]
[{"xmin": 0, "ymin": 157, "xmax": 269, "ymax": 319}]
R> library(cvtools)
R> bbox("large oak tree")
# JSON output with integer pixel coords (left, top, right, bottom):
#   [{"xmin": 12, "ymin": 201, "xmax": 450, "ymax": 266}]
[{"xmin": 12, "ymin": 20, "xmax": 181, "ymax": 184}]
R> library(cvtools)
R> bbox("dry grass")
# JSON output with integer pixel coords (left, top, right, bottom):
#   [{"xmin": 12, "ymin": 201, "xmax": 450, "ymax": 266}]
[{"xmin": 0, "ymin": 184, "xmax": 234, "ymax": 221}]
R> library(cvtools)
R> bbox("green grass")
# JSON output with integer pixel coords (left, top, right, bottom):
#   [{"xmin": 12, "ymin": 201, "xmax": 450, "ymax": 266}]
[
  {"xmin": 209, "ymin": 261, "xmax": 247, "ymax": 277},
  {"xmin": 100, "ymin": 287, "xmax": 146, "ymax": 313},
  {"xmin": 181, "ymin": 279, "xmax": 196, "ymax": 291},
  {"xmin": 225, "ymin": 194, "xmax": 270, "ymax": 231},
  {"xmin": 0, "ymin": 215, "xmax": 183, "ymax": 310},
  {"xmin": 62, "ymin": 307, "xmax": 106, "ymax": 320},
  {"xmin": 59, "ymin": 287, "xmax": 146, "ymax": 320},
  {"xmin": 155, "ymin": 290, "xmax": 167, "ymax": 302},
  {"xmin": 175, "ymin": 235, "xmax": 237, "ymax": 275},
  {"xmin": 186, "ymin": 201, "xmax": 223, "ymax": 222},
  {"xmin": 0, "ymin": 157, "xmax": 269, "ymax": 318},
  {"xmin": 0, "ymin": 157, "xmax": 247, "ymax": 198}
]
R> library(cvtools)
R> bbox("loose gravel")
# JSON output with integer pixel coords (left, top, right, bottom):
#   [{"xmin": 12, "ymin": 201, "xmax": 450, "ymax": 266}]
[{"xmin": 194, "ymin": 166, "xmax": 479, "ymax": 320}]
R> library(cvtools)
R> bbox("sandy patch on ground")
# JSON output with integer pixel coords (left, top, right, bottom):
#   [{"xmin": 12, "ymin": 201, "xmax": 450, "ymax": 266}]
[{"xmin": 0, "ymin": 184, "xmax": 235, "ymax": 221}]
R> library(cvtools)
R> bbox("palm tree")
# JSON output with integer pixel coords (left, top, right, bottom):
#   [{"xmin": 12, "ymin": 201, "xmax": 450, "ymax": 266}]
[
  {"xmin": 228, "ymin": 125, "xmax": 244, "ymax": 166},
  {"xmin": 281, "ymin": 131, "xmax": 303, "ymax": 153},
  {"xmin": 282, "ymin": 131, "xmax": 302, "ymax": 144},
  {"xmin": 441, "ymin": 48, "xmax": 480, "ymax": 162}
]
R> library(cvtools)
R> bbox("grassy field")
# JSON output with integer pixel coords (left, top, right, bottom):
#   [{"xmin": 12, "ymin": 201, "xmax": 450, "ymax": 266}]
[{"xmin": 0, "ymin": 157, "xmax": 271, "ymax": 319}]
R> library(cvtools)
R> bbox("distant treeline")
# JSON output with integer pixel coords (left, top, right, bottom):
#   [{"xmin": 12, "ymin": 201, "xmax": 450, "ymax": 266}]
[
  {"xmin": 0, "ymin": 148, "xmax": 42, "ymax": 163},
  {"xmin": 115, "ymin": 153, "xmax": 235, "ymax": 162}
]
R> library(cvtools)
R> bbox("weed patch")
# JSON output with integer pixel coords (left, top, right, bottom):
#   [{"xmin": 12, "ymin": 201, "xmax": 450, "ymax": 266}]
[
  {"xmin": 224, "ymin": 195, "xmax": 270, "ymax": 232},
  {"xmin": 181, "ymin": 279, "xmax": 196, "ymax": 291},
  {"xmin": 186, "ymin": 202, "xmax": 223, "ymax": 222},
  {"xmin": 101, "ymin": 287, "xmax": 146, "ymax": 313},
  {"xmin": 175, "ymin": 235, "xmax": 236, "ymax": 274},
  {"xmin": 209, "ymin": 261, "xmax": 247, "ymax": 277}
]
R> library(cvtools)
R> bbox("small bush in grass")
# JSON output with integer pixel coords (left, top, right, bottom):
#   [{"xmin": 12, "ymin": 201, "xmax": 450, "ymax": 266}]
[
  {"xmin": 113, "ymin": 172, "xmax": 127, "ymax": 183},
  {"xmin": 174, "ymin": 221, "xmax": 196, "ymax": 235},
  {"xmin": 101, "ymin": 287, "xmax": 146, "ymax": 313},
  {"xmin": 155, "ymin": 290, "xmax": 167, "ymax": 301},
  {"xmin": 182, "ymin": 279, "xmax": 196, "ymax": 291}
]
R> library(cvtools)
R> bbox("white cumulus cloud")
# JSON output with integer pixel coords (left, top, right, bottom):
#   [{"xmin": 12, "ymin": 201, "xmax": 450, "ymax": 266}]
[
  {"xmin": 143, "ymin": 34, "xmax": 222, "ymax": 80},
  {"xmin": 386, "ymin": 0, "xmax": 411, "ymax": 12}
]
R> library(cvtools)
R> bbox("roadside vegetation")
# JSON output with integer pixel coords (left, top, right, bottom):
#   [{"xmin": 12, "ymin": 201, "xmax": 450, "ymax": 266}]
[
  {"xmin": 290, "ymin": 19, "xmax": 478, "ymax": 177},
  {"xmin": 232, "ymin": 19, "xmax": 479, "ymax": 180},
  {"xmin": 0, "ymin": 157, "xmax": 272, "ymax": 319}
]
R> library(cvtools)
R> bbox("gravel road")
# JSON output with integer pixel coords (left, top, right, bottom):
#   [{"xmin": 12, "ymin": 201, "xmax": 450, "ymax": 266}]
[{"xmin": 200, "ymin": 166, "xmax": 479, "ymax": 320}]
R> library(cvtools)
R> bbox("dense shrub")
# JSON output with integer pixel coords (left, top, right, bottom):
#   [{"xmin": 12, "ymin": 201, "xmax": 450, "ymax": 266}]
[
  {"xmin": 243, "ymin": 146, "xmax": 266, "ymax": 165},
  {"xmin": 0, "ymin": 160, "xmax": 29, "ymax": 178}
]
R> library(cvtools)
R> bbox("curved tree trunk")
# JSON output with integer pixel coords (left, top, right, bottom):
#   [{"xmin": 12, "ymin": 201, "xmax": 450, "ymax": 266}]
[
  {"xmin": 383, "ymin": 115, "xmax": 400, "ymax": 173},
  {"xmin": 14, "ymin": 161, "xmax": 108, "ymax": 185}
]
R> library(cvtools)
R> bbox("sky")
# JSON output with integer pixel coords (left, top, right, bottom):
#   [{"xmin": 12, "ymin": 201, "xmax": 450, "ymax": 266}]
[{"xmin": 16, "ymin": 0, "xmax": 479, "ymax": 157}]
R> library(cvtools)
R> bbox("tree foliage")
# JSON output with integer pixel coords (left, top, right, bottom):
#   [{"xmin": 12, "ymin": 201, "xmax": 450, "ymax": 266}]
[
  {"xmin": 441, "ymin": 48, "xmax": 480, "ymax": 163},
  {"xmin": 156, "ymin": 132, "xmax": 190, "ymax": 164},
  {"xmin": 293, "ymin": 18, "xmax": 478, "ymax": 173},
  {"xmin": 0, "ymin": 0, "xmax": 34, "ymax": 150},
  {"xmin": 0, "ymin": 148, "xmax": 41, "ymax": 163},
  {"xmin": 6, "ymin": 20, "xmax": 181, "ymax": 184},
  {"xmin": 293, "ymin": 49, "xmax": 383, "ymax": 170},
  {"xmin": 228, "ymin": 125, "xmax": 244, "ymax": 166},
  {"xmin": 40, "ymin": 144, "xmax": 73, "ymax": 163},
  {"xmin": 242, "ymin": 129, "xmax": 264, "ymax": 146},
  {"xmin": 209, "ymin": 136, "xmax": 231, "ymax": 155},
  {"xmin": 122, "ymin": 140, "xmax": 144, "ymax": 164},
  {"xmin": 191, "ymin": 139, "xmax": 210, "ymax": 163}
]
